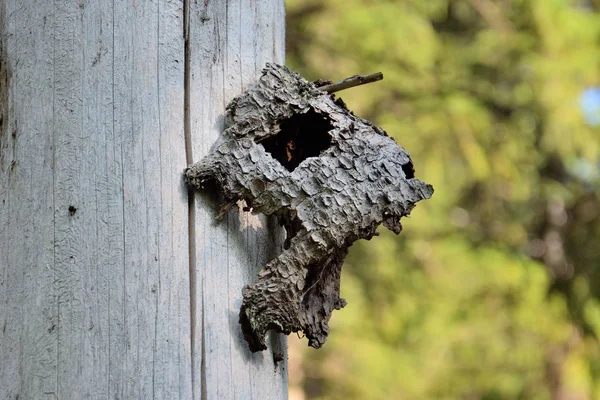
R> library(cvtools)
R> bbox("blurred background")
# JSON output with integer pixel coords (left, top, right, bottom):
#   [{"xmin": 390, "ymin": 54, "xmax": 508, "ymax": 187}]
[{"xmin": 284, "ymin": 0, "xmax": 600, "ymax": 399}]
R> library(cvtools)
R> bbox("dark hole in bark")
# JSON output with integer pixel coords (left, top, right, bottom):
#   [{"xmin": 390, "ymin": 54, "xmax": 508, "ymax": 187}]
[
  {"xmin": 259, "ymin": 110, "xmax": 333, "ymax": 171},
  {"xmin": 402, "ymin": 161, "xmax": 415, "ymax": 179},
  {"xmin": 281, "ymin": 213, "xmax": 303, "ymax": 250}
]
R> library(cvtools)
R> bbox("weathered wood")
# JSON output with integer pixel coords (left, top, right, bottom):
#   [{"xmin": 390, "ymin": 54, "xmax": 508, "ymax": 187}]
[
  {"xmin": 187, "ymin": 0, "xmax": 288, "ymax": 399},
  {"xmin": 1, "ymin": 2, "xmax": 59, "ymax": 398},
  {"xmin": 0, "ymin": 0, "xmax": 287, "ymax": 399}
]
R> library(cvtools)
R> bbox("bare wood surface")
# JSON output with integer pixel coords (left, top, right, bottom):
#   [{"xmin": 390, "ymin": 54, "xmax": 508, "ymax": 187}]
[
  {"xmin": 0, "ymin": 0, "xmax": 287, "ymax": 399},
  {"xmin": 0, "ymin": 0, "xmax": 192, "ymax": 398},
  {"xmin": 187, "ymin": 1, "xmax": 288, "ymax": 398}
]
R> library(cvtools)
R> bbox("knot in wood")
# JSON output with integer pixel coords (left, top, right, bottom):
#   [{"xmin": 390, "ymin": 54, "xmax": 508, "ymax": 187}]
[{"xmin": 185, "ymin": 64, "xmax": 433, "ymax": 352}]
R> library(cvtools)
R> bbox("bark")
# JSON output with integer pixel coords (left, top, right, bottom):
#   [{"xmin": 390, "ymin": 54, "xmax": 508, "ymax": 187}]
[{"xmin": 186, "ymin": 64, "xmax": 433, "ymax": 352}]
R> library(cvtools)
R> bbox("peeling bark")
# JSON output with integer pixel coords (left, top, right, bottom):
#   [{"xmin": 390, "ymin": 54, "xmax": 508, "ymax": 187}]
[{"xmin": 185, "ymin": 64, "xmax": 433, "ymax": 352}]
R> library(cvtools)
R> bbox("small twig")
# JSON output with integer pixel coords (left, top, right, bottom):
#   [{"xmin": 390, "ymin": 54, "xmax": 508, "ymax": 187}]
[{"xmin": 318, "ymin": 72, "xmax": 383, "ymax": 94}]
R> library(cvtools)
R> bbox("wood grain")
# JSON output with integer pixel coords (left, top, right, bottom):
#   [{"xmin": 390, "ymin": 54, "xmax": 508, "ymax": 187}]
[
  {"xmin": 0, "ymin": 0, "xmax": 286, "ymax": 398},
  {"xmin": 188, "ymin": 0, "xmax": 288, "ymax": 399}
]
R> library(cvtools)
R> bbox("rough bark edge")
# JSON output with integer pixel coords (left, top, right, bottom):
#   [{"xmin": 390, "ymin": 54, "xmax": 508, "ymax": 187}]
[{"xmin": 185, "ymin": 64, "xmax": 433, "ymax": 351}]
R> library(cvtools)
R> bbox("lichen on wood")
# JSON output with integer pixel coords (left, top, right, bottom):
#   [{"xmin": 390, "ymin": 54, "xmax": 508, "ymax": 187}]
[{"xmin": 185, "ymin": 63, "xmax": 433, "ymax": 352}]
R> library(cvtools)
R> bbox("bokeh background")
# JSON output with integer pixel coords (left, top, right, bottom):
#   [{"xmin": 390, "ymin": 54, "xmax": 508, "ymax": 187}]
[{"xmin": 284, "ymin": 1, "xmax": 600, "ymax": 399}]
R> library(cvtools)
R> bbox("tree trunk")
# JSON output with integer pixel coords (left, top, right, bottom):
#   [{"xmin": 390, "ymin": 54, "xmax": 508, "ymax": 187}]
[{"xmin": 0, "ymin": 1, "xmax": 286, "ymax": 399}]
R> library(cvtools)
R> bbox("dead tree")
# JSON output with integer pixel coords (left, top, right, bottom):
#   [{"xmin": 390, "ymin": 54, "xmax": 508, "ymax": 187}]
[{"xmin": 0, "ymin": 1, "xmax": 287, "ymax": 398}]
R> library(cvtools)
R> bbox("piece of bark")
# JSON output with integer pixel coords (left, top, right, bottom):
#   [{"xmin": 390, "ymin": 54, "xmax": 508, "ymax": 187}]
[{"xmin": 185, "ymin": 64, "xmax": 433, "ymax": 352}]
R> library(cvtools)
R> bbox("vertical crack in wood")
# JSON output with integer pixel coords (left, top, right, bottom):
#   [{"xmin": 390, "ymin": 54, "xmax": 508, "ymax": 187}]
[
  {"xmin": 109, "ymin": 0, "xmax": 115, "ymax": 395},
  {"xmin": 183, "ymin": 0, "xmax": 197, "ymax": 398},
  {"xmin": 200, "ymin": 293, "xmax": 207, "ymax": 400},
  {"xmin": 0, "ymin": 1, "xmax": 10, "ymax": 167},
  {"xmin": 52, "ymin": 0, "xmax": 60, "ymax": 395}
]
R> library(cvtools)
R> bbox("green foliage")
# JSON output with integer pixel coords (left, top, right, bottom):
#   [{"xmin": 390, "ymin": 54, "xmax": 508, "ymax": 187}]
[
  {"xmin": 319, "ymin": 236, "xmax": 571, "ymax": 399},
  {"xmin": 286, "ymin": 0, "xmax": 600, "ymax": 398}
]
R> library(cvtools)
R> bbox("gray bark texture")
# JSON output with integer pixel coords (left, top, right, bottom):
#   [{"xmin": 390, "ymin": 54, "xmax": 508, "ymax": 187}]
[
  {"xmin": 185, "ymin": 64, "xmax": 434, "ymax": 352},
  {"xmin": 0, "ymin": 1, "xmax": 287, "ymax": 399}
]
